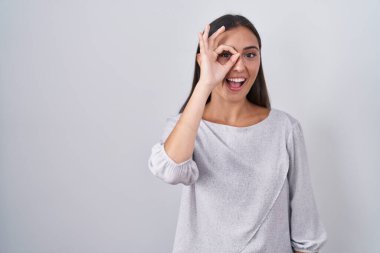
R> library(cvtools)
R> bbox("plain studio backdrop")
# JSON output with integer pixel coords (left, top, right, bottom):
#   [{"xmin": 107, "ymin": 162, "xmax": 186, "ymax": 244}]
[{"xmin": 1, "ymin": 0, "xmax": 379, "ymax": 252}]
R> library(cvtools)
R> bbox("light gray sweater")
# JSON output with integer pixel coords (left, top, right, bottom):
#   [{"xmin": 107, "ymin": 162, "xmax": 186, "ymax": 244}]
[{"xmin": 148, "ymin": 108, "xmax": 327, "ymax": 253}]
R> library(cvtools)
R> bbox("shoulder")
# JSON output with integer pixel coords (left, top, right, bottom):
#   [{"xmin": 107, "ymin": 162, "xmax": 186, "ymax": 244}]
[{"xmin": 270, "ymin": 107, "xmax": 303, "ymax": 131}]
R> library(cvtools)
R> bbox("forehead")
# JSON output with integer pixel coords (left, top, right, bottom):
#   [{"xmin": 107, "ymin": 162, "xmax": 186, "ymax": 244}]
[{"xmin": 216, "ymin": 26, "xmax": 259, "ymax": 50}]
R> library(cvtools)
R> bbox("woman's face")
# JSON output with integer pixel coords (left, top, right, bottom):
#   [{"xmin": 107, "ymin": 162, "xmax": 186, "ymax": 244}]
[{"xmin": 211, "ymin": 26, "xmax": 261, "ymax": 101}]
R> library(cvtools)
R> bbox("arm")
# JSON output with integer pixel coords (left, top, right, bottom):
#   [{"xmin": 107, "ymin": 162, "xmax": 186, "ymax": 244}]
[
  {"xmin": 287, "ymin": 120, "xmax": 327, "ymax": 252},
  {"xmin": 147, "ymin": 84, "xmax": 209, "ymax": 185},
  {"xmin": 148, "ymin": 24, "xmax": 239, "ymax": 185},
  {"xmin": 164, "ymin": 24, "xmax": 239, "ymax": 163},
  {"xmin": 164, "ymin": 83, "xmax": 210, "ymax": 163}
]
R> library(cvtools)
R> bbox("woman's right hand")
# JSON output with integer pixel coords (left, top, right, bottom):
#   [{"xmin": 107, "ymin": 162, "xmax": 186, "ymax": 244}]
[{"xmin": 196, "ymin": 24, "xmax": 241, "ymax": 92}]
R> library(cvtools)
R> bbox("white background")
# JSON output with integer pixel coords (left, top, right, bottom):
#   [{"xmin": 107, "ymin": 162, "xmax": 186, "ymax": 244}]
[{"xmin": 1, "ymin": 0, "xmax": 379, "ymax": 252}]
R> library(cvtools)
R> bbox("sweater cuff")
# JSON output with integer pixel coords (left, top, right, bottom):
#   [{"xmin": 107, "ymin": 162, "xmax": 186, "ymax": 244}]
[
  {"xmin": 148, "ymin": 142, "xmax": 199, "ymax": 185},
  {"xmin": 291, "ymin": 232, "xmax": 327, "ymax": 253}
]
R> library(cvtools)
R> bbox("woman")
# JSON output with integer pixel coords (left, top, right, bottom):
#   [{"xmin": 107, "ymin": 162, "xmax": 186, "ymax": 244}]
[{"xmin": 148, "ymin": 14, "xmax": 327, "ymax": 253}]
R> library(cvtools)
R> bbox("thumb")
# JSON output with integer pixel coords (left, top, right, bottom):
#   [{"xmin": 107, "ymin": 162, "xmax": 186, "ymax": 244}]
[{"xmin": 224, "ymin": 53, "xmax": 240, "ymax": 70}]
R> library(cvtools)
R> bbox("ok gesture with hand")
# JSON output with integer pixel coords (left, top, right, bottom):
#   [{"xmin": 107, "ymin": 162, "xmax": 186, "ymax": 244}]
[{"xmin": 197, "ymin": 24, "xmax": 241, "ymax": 92}]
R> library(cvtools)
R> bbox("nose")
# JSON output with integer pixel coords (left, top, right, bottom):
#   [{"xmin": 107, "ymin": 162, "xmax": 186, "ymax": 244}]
[{"xmin": 231, "ymin": 54, "xmax": 245, "ymax": 72}]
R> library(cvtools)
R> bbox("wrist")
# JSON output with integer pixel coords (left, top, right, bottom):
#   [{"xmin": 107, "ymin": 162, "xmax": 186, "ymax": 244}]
[
  {"xmin": 195, "ymin": 80, "xmax": 213, "ymax": 95},
  {"xmin": 188, "ymin": 82, "xmax": 211, "ymax": 108}
]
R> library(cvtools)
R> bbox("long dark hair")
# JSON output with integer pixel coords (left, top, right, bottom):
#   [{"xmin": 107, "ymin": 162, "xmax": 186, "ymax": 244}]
[{"xmin": 179, "ymin": 14, "xmax": 271, "ymax": 113}]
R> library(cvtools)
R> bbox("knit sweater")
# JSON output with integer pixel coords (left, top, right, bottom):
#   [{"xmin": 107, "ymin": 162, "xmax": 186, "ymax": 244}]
[{"xmin": 148, "ymin": 108, "xmax": 328, "ymax": 253}]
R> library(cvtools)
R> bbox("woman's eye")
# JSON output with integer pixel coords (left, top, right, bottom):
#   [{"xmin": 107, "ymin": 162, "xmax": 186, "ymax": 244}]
[
  {"xmin": 220, "ymin": 52, "xmax": 232, "ymax": 58},
  {"xmin": 245, "ymin": 53, "xmax": 257, "ymax": 58}
]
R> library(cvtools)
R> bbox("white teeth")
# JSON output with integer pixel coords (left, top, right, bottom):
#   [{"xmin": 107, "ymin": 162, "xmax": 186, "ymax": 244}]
[{"xmin": 227, "ymin": 78, "xmax": 246, "ymax": 82}]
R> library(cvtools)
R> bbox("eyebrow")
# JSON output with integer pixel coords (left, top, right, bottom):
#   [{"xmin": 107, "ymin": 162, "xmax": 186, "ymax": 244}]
[
  {"xmin": 243, "ymin": 46, "xmax": 259, "ymax": 50},
  {"xmin": 228, "ymin": 45, "xmax": 260, "ymax": 51}
]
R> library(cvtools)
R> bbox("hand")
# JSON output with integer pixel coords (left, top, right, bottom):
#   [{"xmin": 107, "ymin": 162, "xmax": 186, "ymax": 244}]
[{"xmin": 196, "ymin": 24, "xmax": 240, "ymax": 92}]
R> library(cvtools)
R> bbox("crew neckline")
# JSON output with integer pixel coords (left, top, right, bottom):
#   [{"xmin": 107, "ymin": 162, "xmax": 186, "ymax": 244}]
[{"xmin": 201, "ymin": 108, "xmax": 274, "ymax": 130}]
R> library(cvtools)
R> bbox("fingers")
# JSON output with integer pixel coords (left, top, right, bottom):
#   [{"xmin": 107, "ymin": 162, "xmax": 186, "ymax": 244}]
[
  {"xmin": 214, "ymin": 44, "xmax": 238, "ymax": 55},
  {"xmin": 209, "ymin": 25, "xmax": 225, "ymax": 40},
  {"xmin": 202, "ymin": 24, "xmax": 210, "ymax": 50},
  {"xmin": 223, "ymin": 53, "xmax": 241, "ymax": 70},
  {"xmin": 230, "ymin": 53, "xmax": 241, "ymax": 63},
  {"xmin": 199, "ymin": 24, "xmax": 228, "ymax": 56},
  {"xmin": 208, "ymin": 25, "xmax": 225, "ymax": 49},
  {"xmin": 198, "ymin": 24, "xmax": 211, "ymax": 55},
  {"xmin": 198, "ymin": 32, "xmax": 205, "ymax": 55}
]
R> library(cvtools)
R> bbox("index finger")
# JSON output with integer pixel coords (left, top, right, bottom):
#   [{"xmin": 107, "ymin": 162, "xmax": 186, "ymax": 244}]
[
  {"xmin": 209, "ymin": 25, "xmax": 225, "ymax": 49},
  {"xmin": 214, "ymin": 44, "xmax": 238, "ymax": 55}
]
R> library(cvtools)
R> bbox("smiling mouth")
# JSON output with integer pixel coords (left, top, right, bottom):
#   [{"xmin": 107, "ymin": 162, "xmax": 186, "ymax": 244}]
[{"xmin": 225, "ymin": 77, "xmax": 247, "ymax": 87}]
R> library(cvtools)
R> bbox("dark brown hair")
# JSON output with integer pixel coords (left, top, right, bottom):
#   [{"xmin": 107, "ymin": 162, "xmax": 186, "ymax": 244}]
[{"xmin": 179, "ymin": 14, "xmax": 271, "ymax": 113}]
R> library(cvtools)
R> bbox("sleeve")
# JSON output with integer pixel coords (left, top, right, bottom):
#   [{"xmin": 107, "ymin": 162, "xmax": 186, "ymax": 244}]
[
  {"xmin": 287, "ymin": 120, "xmax": 328, "ymax": 252},
  {"xmin": 148, "ymin": 114, "xmax": 199, "ymax": 186}
]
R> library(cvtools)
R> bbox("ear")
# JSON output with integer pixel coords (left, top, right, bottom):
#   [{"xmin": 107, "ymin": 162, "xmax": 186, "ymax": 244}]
[{"xmin": 196, "ymin": 53, "xmax": 201, "ymax": 65}]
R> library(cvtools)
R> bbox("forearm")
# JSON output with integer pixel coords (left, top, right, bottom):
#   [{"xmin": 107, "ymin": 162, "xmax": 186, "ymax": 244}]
[{"xmin": 164, "ymin": 82, "xmax": 211, "ymax": 163}]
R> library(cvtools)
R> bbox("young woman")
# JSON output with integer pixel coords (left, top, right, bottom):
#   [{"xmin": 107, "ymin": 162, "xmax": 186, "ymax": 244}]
[{"xmin": 148, "ymin": 14, "xmax": 327, "ymax": 253}]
